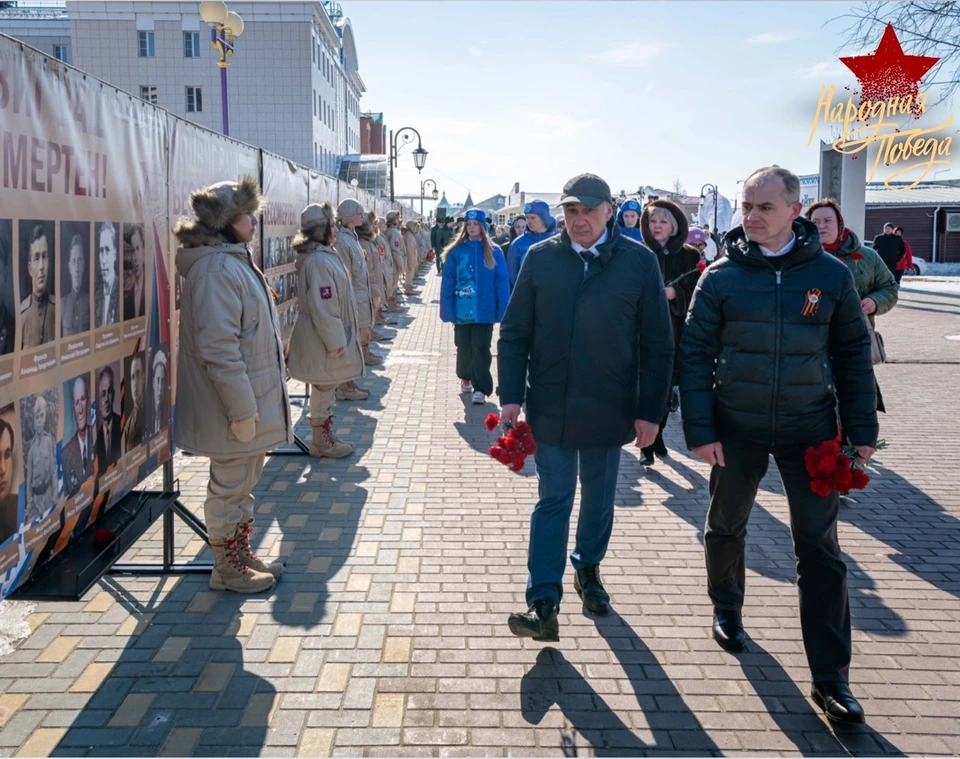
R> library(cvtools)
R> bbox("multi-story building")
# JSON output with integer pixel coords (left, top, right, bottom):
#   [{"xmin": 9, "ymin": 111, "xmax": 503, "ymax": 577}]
[
  {"xmin": 360, "ymin": 111, "xmax": 386, "ymax": 155},
  {"xmin": 0, "ymin": 0, "xmax": 365, "ymax": 176}
]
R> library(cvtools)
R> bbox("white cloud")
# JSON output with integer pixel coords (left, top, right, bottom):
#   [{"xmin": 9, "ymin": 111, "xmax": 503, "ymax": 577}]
[
  {"xmin": 748, "ymin": 31, "xmax": 799, "ymax": 45},
  {"xmin": 525, "ymin": 112, "xmax": 601, "ymax": 140},
  {"xmin": 797, "ymin": 60, "xmax": 849, "ymax": 80},
  {"xmin": 468, "ymin": 46, "xmax": 483, "ymax": 58},
  {"xmin": 590, "ymin": 41, "xmax": 670, "ymax": 66}
]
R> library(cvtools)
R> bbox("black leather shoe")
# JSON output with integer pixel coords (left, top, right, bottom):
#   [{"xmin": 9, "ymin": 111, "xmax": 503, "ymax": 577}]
[
  {"xmin": 574, "ymin": 565, "xmax": 610, "ymax": 615},
  {"xmin": 639, "ymin": 450, "xmax": 655, "ymax": 466},
  {"xmin": 812, "ymin": 681, "xmax": 865, "ymax": 725},
  {"xmin": 712, "ymin": 608, "xmax": 746, "ymax": 652},
  {"xmin": 508, "ymin": 599, "xmax": 559, "ymax": 642},
  {"xmin": 653, "ymin": 438, "xmax": 668, "ymax": 458}
]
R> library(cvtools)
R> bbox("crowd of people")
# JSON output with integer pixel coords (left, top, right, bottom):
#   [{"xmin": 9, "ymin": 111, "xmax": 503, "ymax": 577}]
[{"xmin": 169, "ymin": 163, "xmax": 904, "ymax": 728}]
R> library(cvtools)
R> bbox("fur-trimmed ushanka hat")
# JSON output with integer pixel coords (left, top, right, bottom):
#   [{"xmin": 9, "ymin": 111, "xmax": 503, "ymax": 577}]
[
  {"xmin": 293, "ymin": 202, "xmax": 335, "ymax": 251},
  {"xmin": 173, "ymin": 175, "xmax": 265, "ymax": 246}
]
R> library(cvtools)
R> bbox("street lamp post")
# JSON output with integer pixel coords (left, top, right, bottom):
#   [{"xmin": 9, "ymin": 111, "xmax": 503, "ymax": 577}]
[
  {"xmin": 389, "ymin": 126, "xmax": 427, "ymax": 203},
  {"xmin": 420, "ymin": 178, "xmax": 438, "ymax": 216},
  {"xmin": 699, "ymin": 183, "xmax": 719, "ymax": 233},
  {"xmin": 199, "ymin": 1, "xmax": 244, "ymax": 137}
]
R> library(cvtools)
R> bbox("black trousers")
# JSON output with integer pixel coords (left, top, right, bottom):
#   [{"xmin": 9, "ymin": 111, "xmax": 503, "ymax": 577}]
[
  {"xmin": 640, "ymin": 410, "xmax": 669, "ymax": 459},
  {"xmin": 705, "ymin": 440, "xmax": 851, "ymax": 682},
  {"xmin": 454, "ymin": 323, "xmax": 494, "ymax": 396}
]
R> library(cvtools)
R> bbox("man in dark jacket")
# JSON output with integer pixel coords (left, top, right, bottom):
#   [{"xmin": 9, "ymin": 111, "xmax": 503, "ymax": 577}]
[
  {"xmin": 434, "ymin": 218, "xmax": 455, "ymax": 275},
  {"xmin": 872, "ymin": 222, "xmax": 906, "ymax": 275},
  {"xmin": 679, "ymin": 166, "xmax": 877, "ymax": 725},
  {"xmin": 498, "ymin": 173, "xmax": 674, "ymax": 641}
]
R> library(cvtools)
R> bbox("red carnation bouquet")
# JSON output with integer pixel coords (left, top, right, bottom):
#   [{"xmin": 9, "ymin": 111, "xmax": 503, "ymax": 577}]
[
  {"xmin": 665, "ymin": 259, "xmax": 708, "ymax": 288},
  {"xmin": 805, "ymin": 433, "xmax": 887, "ymax": 496},
  {"xmin": 485, "ymin": 413, "xmax": 537, "ymax": 473}
]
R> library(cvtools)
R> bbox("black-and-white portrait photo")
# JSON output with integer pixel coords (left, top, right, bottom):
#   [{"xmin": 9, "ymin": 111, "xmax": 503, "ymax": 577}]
[
  {"xmin": 94, "ymin": 361, "xmax": 122, "ymax": 473},
  {"xmin": 123, "ymin": 222, "xmax": 146, "ymax": 321},
  {"xmin": 19, "ymin": 387, "xmax": 59, "ymax": 525},
  {"xmin": 94, "ymin": 222, "xmax": 120, "ymax": 328},
  {"xmin": 61, "ymin": 373, "xmax": 94, "ymax": 498},
  {"xmin": 122, "ymin": 350, "xmax": 146, "ymax": 454},
  {"xmin": 0, "ymin": 221, "xmax": 14, "ymax": 356},
  {"xmin": 149, "ymin": 343, "xmax": 169, "ymax": 437},
  {"xmin": 19, "ymin": 220, "xmax": 56, "ymax": 350},
  {"xmin": 0, "ymin": 404, "xmax": 20, "ymax": 546},
  {"xmin": 60, "ymin": 222, "xmax": 91, "ymax": 338}
]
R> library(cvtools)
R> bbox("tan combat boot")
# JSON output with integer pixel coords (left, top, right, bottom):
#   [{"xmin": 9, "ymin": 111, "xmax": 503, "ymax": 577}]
[
  {"xmin": 336, "ymin": 382, "xmax": 369, "ymax": 401},
  {"xmin": 363, "ymin": 345, "xmax": 384, "ymax": 366},
  {"xmin": 209, "ymin": 533, "xmax": 276, "ymax": 593},
  {"xmin": 236, "ymin": 521, "xmax": 284, "ymax": 578},
  {"xmin": 309, "ymin": 416, "xmax": 354, "ymax": 459}
]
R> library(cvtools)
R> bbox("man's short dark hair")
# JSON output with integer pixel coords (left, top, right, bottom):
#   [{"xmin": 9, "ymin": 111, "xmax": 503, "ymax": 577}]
[
  {"xmin": 0, "ymin": 418, "xmax": 14, "ymax": 449},
  {"xmin": 883, "ymin": 222, "xmax": 895, "ymax": 229},
  {"xmin": 123, "ymin": 223, "xmax": 144, "ymax": 247},
  {"xmin": 29, "ymin": 223, "xmax": 47, "ymax": 247},
  {"xmin": 98, "ymin": 365, "xmax": 115, "ymax": 389},
  {"xmin": 70, "ymin": 233, "xmax": 84, "ymax": 252},
  {"xmin": 894, "ymin": 226, "xmax": 905, "ymax": 234}
]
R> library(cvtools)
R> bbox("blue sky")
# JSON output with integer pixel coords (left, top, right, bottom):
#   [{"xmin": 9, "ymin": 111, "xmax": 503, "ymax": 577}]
[{"xmin": 344, "ymin": 1, "xmax": 958, "ymax": 207}]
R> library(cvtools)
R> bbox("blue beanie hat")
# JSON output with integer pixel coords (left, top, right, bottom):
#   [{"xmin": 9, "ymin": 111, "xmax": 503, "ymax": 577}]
[
  {"xmin": 620, "ymin": 199, "xmax": 641, "ymax": 214},
  {"xmin": 523, "ymin": 199, "xmax": 554, "ymax": 229},
  {"xmin": 463, "ymin": 208, "xmax": 489, "ymax": 233}
]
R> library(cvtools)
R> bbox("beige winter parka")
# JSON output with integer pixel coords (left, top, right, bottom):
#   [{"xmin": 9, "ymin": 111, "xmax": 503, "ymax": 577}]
[
  {"xmin": 287, "ymin": 235, "xmax": 364, "ymax": 387},
  {"xmin": 335, "ymin": 226, "xmax": 374, "ymax": 329},
  {"xmin": 403, "ymin": 223, "xmax": 419, "ymax": 277},
  {"xmin": 386, "ymin": 225, "xmax": 406, "ymax": 281}
]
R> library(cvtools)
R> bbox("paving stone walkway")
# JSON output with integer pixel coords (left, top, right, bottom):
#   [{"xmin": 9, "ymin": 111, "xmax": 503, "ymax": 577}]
[{"xmin": 0, "ymin": 267, "xmax": 958, "ymax": 757}]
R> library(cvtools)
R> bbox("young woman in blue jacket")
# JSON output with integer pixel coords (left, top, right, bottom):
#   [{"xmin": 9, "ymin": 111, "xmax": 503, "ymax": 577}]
[{"xmin": 439, "ymin": 208, "xmax": 510, "ymax": 405}]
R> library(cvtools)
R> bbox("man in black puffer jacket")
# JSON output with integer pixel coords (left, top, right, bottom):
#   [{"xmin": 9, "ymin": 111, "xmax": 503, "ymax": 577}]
[
  {"xmin": 498, "ymin": 173, "xmax": 674, "ymax": 642},
  {"xmin": 679, "ymin": 167, "xmax": 877, "ymax": 726}
]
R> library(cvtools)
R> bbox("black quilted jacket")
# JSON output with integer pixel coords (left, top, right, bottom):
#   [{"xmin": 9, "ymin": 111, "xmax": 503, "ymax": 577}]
[{"xmin": 678, "ymin": 218, "xmax": 878, "ymax": 450}]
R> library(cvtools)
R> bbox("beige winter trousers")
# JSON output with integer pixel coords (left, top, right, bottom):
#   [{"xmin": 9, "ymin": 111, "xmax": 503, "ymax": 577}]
[
  {"xmin": 205, "ymin": 454, "xmax": 266, "ymax": 542},
  {"xmin": 308, "ymin": 384, "xmax": 337, "ymax": 422}
]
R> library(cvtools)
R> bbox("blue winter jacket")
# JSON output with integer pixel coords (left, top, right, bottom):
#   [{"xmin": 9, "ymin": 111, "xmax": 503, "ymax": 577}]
[
  {"xmin": 506, "ymin": 221, "xmax": 558, "ymax": 288},
  {"xmin": 616, "ymin": 200, "xmax": 643, "ymax": 241},
  {"xmin": 440, "ymin": 239, "xmax": 511, "ymax": 325}
]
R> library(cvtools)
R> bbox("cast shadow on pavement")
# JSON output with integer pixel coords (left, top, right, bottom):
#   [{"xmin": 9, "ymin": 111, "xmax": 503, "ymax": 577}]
[
  {"xmin": 51, "ymin": 576, "xmax": 277, "ymax": 757},
  {"xmin": 839, "ymin": 461, "xmax": 960, "ymax": 603},
  {"xmin": 733, "ymin": 640, "xmax": 905, "ymax": 756},
  {"xmin": 638, "ymin": 451, "xmax": 907, "ymax": 637}
]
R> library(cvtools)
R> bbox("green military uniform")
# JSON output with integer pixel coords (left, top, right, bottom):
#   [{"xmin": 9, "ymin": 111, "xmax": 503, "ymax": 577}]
[{"xmin": 20, "ymin": 293, "xmax": 56, "ymax": 349}]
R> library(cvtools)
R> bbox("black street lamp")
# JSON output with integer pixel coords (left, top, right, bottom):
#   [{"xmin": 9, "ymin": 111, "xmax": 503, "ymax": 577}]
[
  {"xmin": 699, "ymin": 183, "xmax": 719, "ymax": 232},
  {"xmin": 420, "ymin": 178, "xmax": 438, "ymax": 216},
  {"xmin": 389, "ymin": 126, "xmax": 427, "ymax": 203}
]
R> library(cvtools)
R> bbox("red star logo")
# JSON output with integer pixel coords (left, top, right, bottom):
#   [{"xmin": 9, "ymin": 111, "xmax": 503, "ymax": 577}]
[{"xmin": 840, "ymin": 24, "xmax": 939, "ymax": 109}]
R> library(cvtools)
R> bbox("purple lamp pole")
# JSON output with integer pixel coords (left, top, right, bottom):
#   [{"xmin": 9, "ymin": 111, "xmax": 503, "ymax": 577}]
[{"xmin": 199, "ymin": 1, "xmax": 243, "ymax": 137}]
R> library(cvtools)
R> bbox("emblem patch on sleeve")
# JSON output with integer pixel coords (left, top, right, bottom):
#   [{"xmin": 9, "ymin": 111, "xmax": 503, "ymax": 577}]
[
  {"xmin": 801, "ymin": 288, "xmax": 822, "ymax": 317},
  {"xmin": 320, "ymin": 286, "xmax": 332, "ymax": 300}
]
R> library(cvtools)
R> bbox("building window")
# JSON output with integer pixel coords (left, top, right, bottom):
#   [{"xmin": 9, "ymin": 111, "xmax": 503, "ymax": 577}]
[
  {"xmin": 138, "ymin": 31, "xmax": 155, "ymax": 58},
  {"xmin": 186, "ymin": 86, "xmax": 202, "ymax": 112},
  {"xmin": 311, "ymin": 39, "xmax": 316, "ymax": 64},
  {"xmin": 184, "ymin": 31, "xmax": 201, "ymax": 58},
  {"xmin": 140, "ymin": 85, "xmax": 158, "ymax": 104},
  {"xmin": 53, "ymin": 44, "xmax": 69, "ymax": 63},
  {"xmin": 313, "ymin": 89, "xmax": 317, "ymax": 117}
]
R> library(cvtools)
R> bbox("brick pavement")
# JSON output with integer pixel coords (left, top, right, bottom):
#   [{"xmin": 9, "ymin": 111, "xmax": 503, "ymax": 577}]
[{"xmin": 0, "ymin": 269, "xmax": 958, "ymax": 757}]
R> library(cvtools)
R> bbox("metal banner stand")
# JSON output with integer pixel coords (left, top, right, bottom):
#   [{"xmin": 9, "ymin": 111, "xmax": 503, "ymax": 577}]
[{"xmin": 268, "ymin": 379, "xmax": 310, "ymax": 456}]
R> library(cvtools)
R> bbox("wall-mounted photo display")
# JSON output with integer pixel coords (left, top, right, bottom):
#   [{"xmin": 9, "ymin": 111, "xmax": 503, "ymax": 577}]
[
  {"xmin": 60, "ymin": 222, "xmax": 92, "ymax": 339},
  {"xmin": 18, "ymin": 220, "xmax": 56, "ymax": 351}
]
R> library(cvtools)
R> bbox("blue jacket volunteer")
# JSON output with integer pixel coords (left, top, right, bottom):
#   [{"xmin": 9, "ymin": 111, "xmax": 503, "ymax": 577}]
[{"xmin": 506, "ymin": 199, "xmax": 557, "ymax": 288}]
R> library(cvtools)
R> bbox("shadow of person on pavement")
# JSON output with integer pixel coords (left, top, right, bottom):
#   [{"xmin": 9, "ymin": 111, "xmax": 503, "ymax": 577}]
[
  {"xmin": 49, "ymin": 575, "xmax": 277, "ymax": 758},
  {"xmin": 838, "ymin": 461, "xmax": 960, "ymax": 603},
  {"xmin": 521, "ymin": 648, "xmax": 649, "ymax": 757},
  {"xmin": 731, "ymin": 640, "xmax": 905, "ymax": 756}
]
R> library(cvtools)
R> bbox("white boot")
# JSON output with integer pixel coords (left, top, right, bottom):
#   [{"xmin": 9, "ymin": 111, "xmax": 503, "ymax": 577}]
[
  {"xmin": 236, "ymin": 521, "xmax": 284, "ymax": 578},
  {"xmin": 209, "ymin": 533, "xmax": 276, "ymax": 593}
]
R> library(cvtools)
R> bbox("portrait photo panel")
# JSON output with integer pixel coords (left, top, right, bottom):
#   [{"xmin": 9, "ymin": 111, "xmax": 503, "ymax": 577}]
[
  {"xmin": 0, "ymin": 220, "xmax": 13, "ymax": 356},
  {"xmin": 93, "ymin": 222, "xmax": 121, "ymax": 329},
  {"xmin": 122, "ymin": 350, "xmax": 146, "ymax": 455},
  {"xmin": 18, "ymin": 387, "xmax": 60, "ymax": 528},
  {"xmin": 61, "ymin": 373, "xmax": 94, "ymax": 499},
  {"xmin": 122, "ymin": 222, "xmax": 146, "ymax": 322},
  {"xmin": 18, "ymin": 220, "xmax": 56, "ymax": 351},
  {"xmin": 0, "ymin": 403, "xmax": 21, "ymax": 547},
  {"xmin": 148, "ymin": 343, "xmax": 169, "ymax": 438},
  {"xmin": 59, "ymin": 221, "xmax": 92, "ymax": 339},
  {"xmin": 94, "ymin": 360, "xmax": 122, "ymax": 474}
]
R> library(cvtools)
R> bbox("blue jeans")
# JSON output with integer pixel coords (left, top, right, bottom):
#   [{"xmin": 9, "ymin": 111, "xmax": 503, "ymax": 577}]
[{"xmin": 526, "ymin": 441, "xmax": 622, "ymax": 606}]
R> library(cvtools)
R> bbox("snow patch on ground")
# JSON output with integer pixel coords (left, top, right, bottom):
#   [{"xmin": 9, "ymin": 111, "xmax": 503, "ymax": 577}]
[
  {"xmin": 923, "ymin": 264, "xmax": 960, "ymax": 277},
  {"xmin": 0, "ymin": 600, "xmax": 35, "ymax": 657}
]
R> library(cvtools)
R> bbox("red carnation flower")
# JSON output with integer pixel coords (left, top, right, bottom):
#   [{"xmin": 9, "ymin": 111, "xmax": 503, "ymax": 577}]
[
  {"xmin": 834, "ymin": 466, "xmax": 853, "ymax": 491},
  {"xmin": 851, "ymin": 252, "xmax": 864, "ymax": 261},
  {"xmin": 822, "ymin": 440, "xmax": 841, "ymax": 458},
  {"xmin": 484, "ymin": 413, "xmax": 500, "ymax": 432},
  {"xmin": 697, "ymin": 260, "xmax": 707, "ymax": 273},
  {"xmin": 804, "ymin": 448, "xmax": 820, "ymax": 477},
  {"xmin": 851, "ymin": 469, "xmax": 870, "ymax": 489},
  {"xmin": 811, "ymin": 479, "xmax": 834, "ymax": 497},
  {"xmin": 817, "ymin": 455, "xmax": 837, "ymax": 475},
  {"xmin": 93, "ymin": 528, "xmax": 117, "ymax": 551}
]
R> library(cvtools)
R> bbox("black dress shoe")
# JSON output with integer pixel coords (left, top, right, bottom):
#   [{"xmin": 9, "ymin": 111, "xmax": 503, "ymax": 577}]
[
  {"xmin": 653, "ymin": 438, "xmax": 668, "ymax": 458},
  {"xmin": 812, "ymin": 681, "xmax": 865, "ymax": 725},
  {"xmin": 639, "ymin": 450, "xmax": 655, "ymax": 466},
  {"xmin": 574, "ymin": 565, "xmax": 610, "ymax": 615},
  {"xmin": 508, "ymin": 599, "xmax": 559, "ymax": 642},
  {"xmin": 712, "ymin": 608, "xmax": 746, "ymax": 652}
]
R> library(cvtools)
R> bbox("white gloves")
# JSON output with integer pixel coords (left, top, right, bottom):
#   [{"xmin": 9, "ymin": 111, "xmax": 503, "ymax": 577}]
[{"xmin": 230, "ymin": 415, "xmax": 258, "ymax": 443}]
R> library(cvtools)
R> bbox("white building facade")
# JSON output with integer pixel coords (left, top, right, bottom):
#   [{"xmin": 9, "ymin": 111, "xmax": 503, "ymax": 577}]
[{"xmin": 0, "ymin": 1, "xmax": 364, "ymax": 175}]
